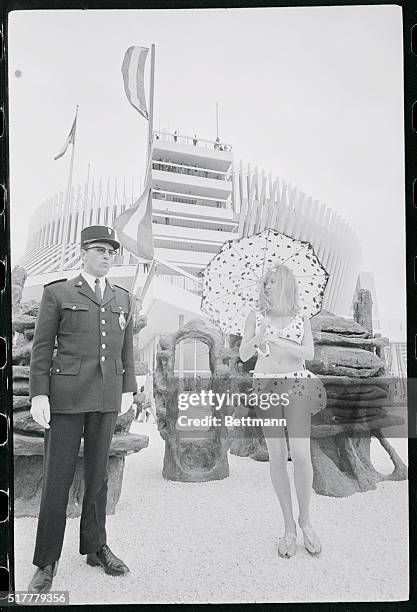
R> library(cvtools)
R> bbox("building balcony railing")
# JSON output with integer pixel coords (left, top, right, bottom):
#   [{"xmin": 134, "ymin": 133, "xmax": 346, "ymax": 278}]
[
  {"xmin": 153, "ymin": 223, "xmax": 236, "ymax": 245},
  {"xmin": 158, "ymin": 274, "xmax": 202, "ymax": 295},
  {"xmin": 152, "ymin": 160, "xmax": 232, "ymax": 182},
  {"xmin": 152, "ymin": 188, "xmax": 231, "ymax": 209},
  {"xmin": 152, "ymin": 169, "xmax": 233, "ymax": 199},
  {"xmin": 153, "ymin": 213, "xmax": 238, "ymax": 233},
  {"xmin": 153, "ymin": 130, "xmax": 232, "ymax": 152},
  {"xmin": 139, "ymin": 258, "xmax": 203, "ymax": 304},
  {"xmin": 153, "ymin": 247, "xmax": 216, "ymax": 267}
]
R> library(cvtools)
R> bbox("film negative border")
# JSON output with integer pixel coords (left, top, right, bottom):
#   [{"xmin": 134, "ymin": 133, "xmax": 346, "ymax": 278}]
[
  {"xmin": 0, "ymin": 3, "xmax": 13, "ymax": 597},
  {"xmin": 0, "ymin": 1, "xmax": 13, "ymax": 598},
  {"xmin": 404, "ymin": 3, "xmax": 417, "ymax": 605}
]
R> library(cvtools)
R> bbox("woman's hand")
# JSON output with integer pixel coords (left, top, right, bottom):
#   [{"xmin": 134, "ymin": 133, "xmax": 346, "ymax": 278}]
[
  {"xmin": 240, "ymin": 310, "xmax": 266, "ymax": 362},
  {"xmin": 254, "ymin": 313, "xmax": 266, "ymax": 345},
  {"xmin": 267, "ymin": 317, "xmax": 315, "ymax": 360},
  {"xmin": 234, "ymin": 404, "xmax": 249, "ymax": 419}
]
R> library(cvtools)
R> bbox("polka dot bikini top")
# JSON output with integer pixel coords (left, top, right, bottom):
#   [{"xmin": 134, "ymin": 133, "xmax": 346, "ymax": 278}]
[{"xmin": 255, "ymin": 310, "xmax": 305, "ymax": 348}]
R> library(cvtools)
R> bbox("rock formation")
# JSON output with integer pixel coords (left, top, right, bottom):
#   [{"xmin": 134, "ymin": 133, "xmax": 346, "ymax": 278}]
[
  {"xmin": 353, "ymin": 288, "xmax": 373, "ymax": 335},
  {"xmin": 154, "ymin": 319, "xmax": 233, "ymax": 481},
  {"xmin": 229, "ymin": 295, "xmax": 407, "ymax": 497}
]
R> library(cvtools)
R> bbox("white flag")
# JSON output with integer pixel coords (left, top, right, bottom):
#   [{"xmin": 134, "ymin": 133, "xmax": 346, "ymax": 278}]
[
  {"xmin": 114, "ymin": 160, "xmax": 154, "ymax": 261},
  {"xmin": 121, "ymin": 46, "xmax": 149, "ymax": 119},
  {"xmin": 114, "ymin": 185, "xmax": 154, "ymax": 261}
]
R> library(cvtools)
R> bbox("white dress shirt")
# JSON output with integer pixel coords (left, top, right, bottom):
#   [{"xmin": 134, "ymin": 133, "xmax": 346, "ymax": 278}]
[{"xmin": 81, "ymin": 271, "xmax": 106, "ymax": 296}]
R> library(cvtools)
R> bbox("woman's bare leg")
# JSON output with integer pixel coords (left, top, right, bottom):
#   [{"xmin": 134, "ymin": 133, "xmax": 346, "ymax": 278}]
[
  {"xmin": 285, "ymin": 397, "xmax": 321, "ymax": 553},
  {"xmin": 263, "ymin": 433, "xmax": 296, "ymax": 536}
]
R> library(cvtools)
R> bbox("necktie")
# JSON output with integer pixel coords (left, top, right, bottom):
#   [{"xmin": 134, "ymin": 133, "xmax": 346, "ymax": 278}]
[{"xmin": 94, "ymin": 278, "xmax": 102, "ymax": 303}]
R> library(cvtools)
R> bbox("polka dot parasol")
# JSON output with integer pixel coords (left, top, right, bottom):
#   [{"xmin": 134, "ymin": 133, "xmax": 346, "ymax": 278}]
[{"xmin": 200, "ymin": 229, "xmax": 329, "ymax": 335}]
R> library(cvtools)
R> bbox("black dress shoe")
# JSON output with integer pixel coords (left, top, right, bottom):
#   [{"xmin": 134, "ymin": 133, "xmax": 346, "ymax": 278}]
[
  {"xmin": 28, "ymin": 561, "xmax": 58, "ymax": 593},
  {"xmin": 86, "ymin": 544, "xmax": 130, "ymax": 576}
]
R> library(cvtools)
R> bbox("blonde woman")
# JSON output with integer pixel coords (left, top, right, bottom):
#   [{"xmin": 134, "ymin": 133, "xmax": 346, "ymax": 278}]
[{"xmin": 239, "ymin": 265, "xmax": 325, "ymax": 558}]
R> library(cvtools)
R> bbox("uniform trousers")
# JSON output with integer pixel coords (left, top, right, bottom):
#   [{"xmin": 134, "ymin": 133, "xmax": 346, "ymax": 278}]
[{"xmin": 33, "ymin": 410, "xmax": 118, "ymax": 568}]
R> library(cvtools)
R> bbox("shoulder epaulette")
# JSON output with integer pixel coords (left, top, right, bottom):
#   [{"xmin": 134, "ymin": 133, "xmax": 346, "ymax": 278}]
[
  {"xmin": 44, "ymin": 278, "xmax": 67, "ymax": 287},
  {"xmin": 113, "ymin": 283, "xmax": 131, "ymax": 294}
]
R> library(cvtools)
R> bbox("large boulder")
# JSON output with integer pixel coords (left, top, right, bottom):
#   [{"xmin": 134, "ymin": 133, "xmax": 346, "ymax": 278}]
[
  {"xmin": 310, "ymin": 310, "xmax": 371, "ymax": 336},
  {"xmin": 14, "ymin": 431, "xmax": 148, "ymax": 517},
  {"xmin": 12, "ymin": 315, "xmax": 36, "ymax": 335},
  {"xmin": 307, "ymin": 345, "xmax": 384, "ymax": 377},
  {"xmin": 154, "ymin": 318, "xmax": 232, "ymax": 482}
]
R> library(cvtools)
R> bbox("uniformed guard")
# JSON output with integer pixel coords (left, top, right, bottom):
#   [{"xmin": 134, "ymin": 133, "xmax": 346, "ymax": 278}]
[{"xmin": 28, "ymin": 225, "xmax": 137, "ymax": 593}]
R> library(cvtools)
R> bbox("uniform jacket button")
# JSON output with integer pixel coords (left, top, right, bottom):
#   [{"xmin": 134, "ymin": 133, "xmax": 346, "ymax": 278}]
[
  {"xmin": 101, "ymin": 319, "xmax": 106, "ymax": 324},
  {"xmin": 101, "ymin": 307, "xmax": 105, "ymax": 312},
  {"xmin": 101, "ymin": 356, "xmax": 106, "ymax": 361},
  {"xmin": 56, "ymin": 368, "xmax": 60, "ymax": 372}
]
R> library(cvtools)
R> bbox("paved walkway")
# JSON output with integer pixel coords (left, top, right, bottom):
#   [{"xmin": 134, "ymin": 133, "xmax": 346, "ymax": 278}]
[{"xmin": 14, "ymin": 424, "xmax": 408, "ymax": 604}]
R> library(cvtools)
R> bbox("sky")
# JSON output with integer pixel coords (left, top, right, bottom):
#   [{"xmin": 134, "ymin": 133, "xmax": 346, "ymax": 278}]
[{"xmin": 8, "ymin": 6, "xmax": 405, "ymax": 333}]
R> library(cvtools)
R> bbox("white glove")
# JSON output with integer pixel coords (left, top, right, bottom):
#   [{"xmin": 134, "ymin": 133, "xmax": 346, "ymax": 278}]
[
  {"xmin": 120, "ymin": 392, "xmax": 134, "ymax": 415},
  {"xmin": 30, "ymin": 395, "xmax": 51, "ymax": 429}
]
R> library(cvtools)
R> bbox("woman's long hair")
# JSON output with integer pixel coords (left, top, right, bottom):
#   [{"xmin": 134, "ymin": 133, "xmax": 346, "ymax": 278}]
[{"xmin": 258, "ymin": 265, "xmax": 300, "ymax": 315}]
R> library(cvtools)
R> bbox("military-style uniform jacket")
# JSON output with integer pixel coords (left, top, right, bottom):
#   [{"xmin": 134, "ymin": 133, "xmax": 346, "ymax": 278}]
[{"xmin": 29, "ymin": 274, "xmax": 137, "ymax": 413}]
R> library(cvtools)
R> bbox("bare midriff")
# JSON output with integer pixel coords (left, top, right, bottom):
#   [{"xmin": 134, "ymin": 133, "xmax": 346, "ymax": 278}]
[
  {"xmin": 254, "ymin": 343, "xmax": 304, "ymax": 375},
  {"xmin": 254, "ymin": 313, "xmax": 304, "ymax": 375}
]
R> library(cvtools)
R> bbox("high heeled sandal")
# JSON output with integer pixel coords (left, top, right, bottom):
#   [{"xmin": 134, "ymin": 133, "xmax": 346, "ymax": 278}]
[
  {"xmin": 277, "ymin": 533, "xmax": 297, "ymax": 558},
  {"xmin": 299, "ymin": 523, "xmax": 321, "ymax": 555}
]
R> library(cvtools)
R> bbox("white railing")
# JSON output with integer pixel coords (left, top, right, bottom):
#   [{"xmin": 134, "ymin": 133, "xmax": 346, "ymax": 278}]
[
  {"xmin": 139, "ymin": 258, "xmax": 203, "ymax": 303},
  {"xmin": 152, "ymin": 188, "xmax": 231, "ymax": 209},
  {"xmin": 152, "ymin": 160, "xmax": 232, "ymax": 182},
  {"xmin": 25, "ymin": 176, "xmax": 139, "ymax": 253},
  {"xmin": 153, "ymin": 130, "xmax": 232, "ymax": 152},
  {"xmin": 158, "ymin": 274, "xmax": 202, "ymax": 294},
  {"xmin": 153, "ymin": 213, "xmax": 238, "ymax": 233}
]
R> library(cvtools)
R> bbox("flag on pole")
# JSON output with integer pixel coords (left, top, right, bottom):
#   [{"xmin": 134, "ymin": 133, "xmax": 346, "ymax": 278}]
[
  {"xmin": 54, "ymin": 112, "xmax": 77, "ymax": 160},
  {"xmin": 114, "ymin": 179, "xmax": 154, "ymax": 261},
  {"xmin": 121, "ymin": 46, "xmax": 149, "ymax": 119}
]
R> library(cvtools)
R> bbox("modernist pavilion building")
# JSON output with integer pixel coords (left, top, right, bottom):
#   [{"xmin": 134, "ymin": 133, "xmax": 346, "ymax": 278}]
[{"xmin": 19, "ymin": 130, "xmax": 401, "ymax": 376}]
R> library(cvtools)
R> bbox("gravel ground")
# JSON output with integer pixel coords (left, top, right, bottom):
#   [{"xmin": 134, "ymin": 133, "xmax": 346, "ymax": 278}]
[{"xmin": 14, "ymin": 424, "xmax": 409, "ymax": 604}]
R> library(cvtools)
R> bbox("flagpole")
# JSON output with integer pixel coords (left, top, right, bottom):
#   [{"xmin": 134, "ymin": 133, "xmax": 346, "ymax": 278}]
[
  {"xmin": 59, "ymin": 105, "xmax": 79, "ymax": 278},
  {"xmin": 147, "ymin": 44, "xmax": 155, "ymax": 160},
  {"xmin": 118, "ymin": 45, "xmax": 156, "ymax": 298},
  {"xmin": 130, "ymin": 44, "xmax": 155, "ymax": 296},
  {"xmin": 146, "ymin": 43, "xmax": 155, "ymax": 272}
]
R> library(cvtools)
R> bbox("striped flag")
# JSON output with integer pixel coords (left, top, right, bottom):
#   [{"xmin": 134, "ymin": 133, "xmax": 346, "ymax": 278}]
[
  {"xmin": 114, "ymin": 179, "xmax": 154, "ymax": 261},
  {"xmin": 54, "ymin": 112, "xmax": 77, "ymax": 160},
  {"xmin": 121, "ymin": 46, "xmax": 149, "ymax": 119}
]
